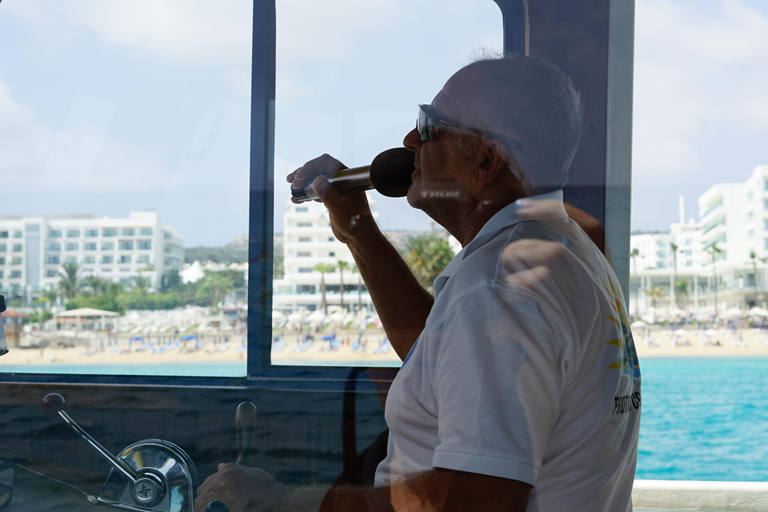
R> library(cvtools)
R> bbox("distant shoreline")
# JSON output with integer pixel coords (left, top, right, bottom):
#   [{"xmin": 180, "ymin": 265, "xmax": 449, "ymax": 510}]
[{"xmin": 1, "ymin": 326, "xmax": 766, "ymax": 370}]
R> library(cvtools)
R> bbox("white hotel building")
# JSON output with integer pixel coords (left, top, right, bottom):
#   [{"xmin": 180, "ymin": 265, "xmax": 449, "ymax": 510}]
[
  {"xmin": 0, "ymin": 211, "xmax": 183, "ymax": 301},
  {"xmin": 273, "ymin": 200, "xmax": 374, "ymax": 313},
  {"xmin": 630, "ymin": 164, "xmax": 768, "ymax": 313}
]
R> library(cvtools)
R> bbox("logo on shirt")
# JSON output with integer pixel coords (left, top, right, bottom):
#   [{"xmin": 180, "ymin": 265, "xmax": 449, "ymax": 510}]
[{"xmin": 603, "ymin": 276, "xmax": 641, "ymax": 380}]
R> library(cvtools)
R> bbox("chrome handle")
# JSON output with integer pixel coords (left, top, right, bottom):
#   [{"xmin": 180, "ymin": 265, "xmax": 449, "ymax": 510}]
[{"xmin": 42, "ymin": 393, "xmax": 141, "ymax": 484}]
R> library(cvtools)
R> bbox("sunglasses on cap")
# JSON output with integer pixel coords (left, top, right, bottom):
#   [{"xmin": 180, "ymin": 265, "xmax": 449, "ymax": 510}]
[{"xmin": 416, "ymin": 104, "xmax": 523, "ymax": 150}]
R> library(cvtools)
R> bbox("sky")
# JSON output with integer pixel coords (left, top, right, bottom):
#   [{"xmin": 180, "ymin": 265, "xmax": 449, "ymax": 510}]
[{"xmin": 1, "ymin": 0, "xmax": 767, "ymax": 245}]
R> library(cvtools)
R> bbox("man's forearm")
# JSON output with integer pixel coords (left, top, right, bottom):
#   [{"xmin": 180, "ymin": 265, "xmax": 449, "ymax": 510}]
[
  {"xmin": 346, "ymin": 216, "xmax": 434, "ymax": 360},
  {"xmin": 319, "ymin": 469, "xmax": 530, "ymax": 512},
  {"xmin": 319, "ymin": 484, "xmax": 394, "ymax": 512}
]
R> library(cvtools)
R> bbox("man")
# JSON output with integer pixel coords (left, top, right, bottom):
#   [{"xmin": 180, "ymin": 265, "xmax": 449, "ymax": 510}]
[{"xmin": 195, "ymin": 55, "xmax": 640, "ymax": 511}]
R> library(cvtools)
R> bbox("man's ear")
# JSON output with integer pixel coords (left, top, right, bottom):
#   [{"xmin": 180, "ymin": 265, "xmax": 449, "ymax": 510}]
[{"xmin": 474, "ymin": 139, "xmax": 509, "ymax": 186}]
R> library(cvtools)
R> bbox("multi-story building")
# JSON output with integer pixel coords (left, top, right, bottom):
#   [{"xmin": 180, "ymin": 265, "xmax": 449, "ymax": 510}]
[
  {"xmin": 273, "ymin": 200, "xmax": 374, "ymax": 313},
  {"xmin": 0, "ymin": 211, "xmax": 183, "ymax": 301},
  {"xmin": 630, "ymin": 232, "xmax": 674, "ymax": 272},
  {"xmin": 629, "ymin": 165, "xmax": 768, "ymax": 314}
]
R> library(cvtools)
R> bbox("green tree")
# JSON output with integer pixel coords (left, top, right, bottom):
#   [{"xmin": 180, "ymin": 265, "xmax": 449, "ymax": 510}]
[
  {"xmin": 313, "ymin": 263, "xmax": 335, "ymax": 315},
  {"xmin": 645, "ymin": 286, "xmax": 666, "ymax": 309},
  {"xmin": 136, "ymin": 263, "xmax": 154, "ymax": 292},
  {"xmin": 273, "ymin": 252, "xmax": 284, "ymax": 279},
  {"xmin": 83, "ymin": 275, "xmax": 109, "ymax": 297},
  {"xmin": 160, "ymin": 270, "xmax": 183, "ymax": 293},
  {"xmin": 337, "ymin": 260, "xmax": 350, "ymax": 312},
  {"xmin": 195, "ymin": 271, "xmax": 236, "ymax": 309},
  {"xmin": 40, "ymin": 288, "xmax": 59, "ymax": 308},
  {"xmin": 58, "ymin": 262, "xmax": 81, "ymax": 299},
  {"xmin": 402, "ymin": 236, "xmax": 454, "ymax": 293},
  {"xmin": 67, "ymin": 294, "xmax": 123, "ymax": 314},
  {"xmin": 132, "ymin": 274, "xmax": 152, "ymax": 293},
  {"xmin": 674, "ymin": 280, "xmax": 689, "ymax": 309}
]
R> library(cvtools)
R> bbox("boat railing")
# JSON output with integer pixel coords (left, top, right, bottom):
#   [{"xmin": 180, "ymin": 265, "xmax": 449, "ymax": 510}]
[{"xmin": 633, "ymin": 479, "xmax": 768, "ymax": 511}]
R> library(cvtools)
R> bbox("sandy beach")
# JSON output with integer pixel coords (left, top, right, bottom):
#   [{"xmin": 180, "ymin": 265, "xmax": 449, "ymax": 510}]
[
  {"xmin": 0, "ymin": 328, "xmax": 402, "ymax": 367},
  {"xmin": 1, "ymin": 326, "xmax": 767, "ymax": 369}
]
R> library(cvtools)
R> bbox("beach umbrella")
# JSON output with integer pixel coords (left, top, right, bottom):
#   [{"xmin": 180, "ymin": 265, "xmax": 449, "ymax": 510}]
[
  {"xmin": 674, "ymin": 329, "xmax": 687, "ymax": 336},
  {"xmin": 307, "ymin": 310, "xmax": 326, "ymax": 322},
  {"xmin": 705, "ymin": 329, "xmax": 718, "ymax": 336},
  {"xmin": 748, "ymin": 307, "xmax": 768, "ymax": 317},
  {"xmin": 630, "ymin": 320, "xmax": 646, "ymax": 328},
  {"xmin": 723, "ymin": 307, "xmax": 744, "ymax": 319}
]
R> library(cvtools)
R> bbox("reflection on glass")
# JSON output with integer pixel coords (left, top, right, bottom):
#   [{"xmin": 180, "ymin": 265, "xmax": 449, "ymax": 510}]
[{"xmin": 271, "ymin": 0, "xmax": 502, "ymax": 367}]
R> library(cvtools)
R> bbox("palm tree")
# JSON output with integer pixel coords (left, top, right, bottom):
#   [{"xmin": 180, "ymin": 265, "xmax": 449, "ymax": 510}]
[
  {"xmin": 337, "ymin": 260, "xmax": 350, "ymax": 312},
  {"xmin": 107, "ymin": 281, "xmax": 124, "ymax": 298},
  {"xmin": 674, "ymin": 280, "xmax": 689, "ymax": 309},
  {"xmin": 83, "ymin": 275, "xmax": 109, "ymax": 297},
  {"xmin": 706, "ymin": 243, "xmax": 722, "ymax": 316},
  {"xmin": 351, "ymin": 264, "xmax": 363, "ymax": 312},
  {"xmin": 132, "ymin": 275, "xmax": 152, "ymax": 293},
  {"xmin": 645, "ymin": 286, "xmax": 666, "ymax": 310},
  {"xmin": 750, "ymin": 251, "xmax": 759, "ymax": 305},
  {"xmin": 136, "ymin": 263, "xmax": 154, "ymax": 293},
  {"xmin": 670, "ymin": 242, "xmax": 678, "ymax": 308},
  {"xmin": 402, "ymin": 236, "xmax": 455, "ymax": 293},
  {"xmin": 195, "ymin": 271, "xmax": 236, "ymax": 309},
  {"xmin": 313, "ymin": 263, "xmax": 335, "ymax": 315},
  {"xmin": 58, "ymin": 262, "xmax": 81, "ymax": 299},
  {"xmin": 630, "ymin": 248, "xmax": 640, "ymax": 315},
  {"xmin": 41, "ymin": 288, "xmax": 59, "ymax": 308}
]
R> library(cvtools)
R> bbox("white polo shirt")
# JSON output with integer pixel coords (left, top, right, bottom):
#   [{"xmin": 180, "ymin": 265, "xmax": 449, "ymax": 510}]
[{"xmin": 375, "ymin": 191, "xmax": 641, "ymax": 512}]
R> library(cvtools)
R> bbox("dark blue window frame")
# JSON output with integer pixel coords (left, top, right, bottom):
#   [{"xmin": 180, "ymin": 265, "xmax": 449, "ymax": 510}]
[{"xmin": 0, "ymin": 0, "xmax": 632, "ymax": 392}]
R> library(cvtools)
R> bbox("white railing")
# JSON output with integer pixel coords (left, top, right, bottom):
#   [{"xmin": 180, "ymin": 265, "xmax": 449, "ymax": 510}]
[{"xmin": 633, "ymin": 479, "xmax": 768, "ymax": 511}]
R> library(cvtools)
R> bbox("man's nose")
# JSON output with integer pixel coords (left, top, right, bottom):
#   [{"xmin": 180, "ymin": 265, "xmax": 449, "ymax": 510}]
[{"xmin": 403, "ymin": 127, "xmax": 422, "ymax": 153}]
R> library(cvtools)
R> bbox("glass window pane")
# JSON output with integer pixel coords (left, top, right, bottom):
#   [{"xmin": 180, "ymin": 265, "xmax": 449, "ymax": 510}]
[
  {"xmin": 0, "ymin": 1, "xmax": 252, "ymax": 378},
  {"xmin": 271, "ymin": 1, "xmax": 501, "ymax": 366}
]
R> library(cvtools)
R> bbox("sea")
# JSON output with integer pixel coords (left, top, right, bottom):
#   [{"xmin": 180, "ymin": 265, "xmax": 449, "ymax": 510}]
[{"xmin": 2, "ymin": 357, "xmax": 767, "ymax": 482}]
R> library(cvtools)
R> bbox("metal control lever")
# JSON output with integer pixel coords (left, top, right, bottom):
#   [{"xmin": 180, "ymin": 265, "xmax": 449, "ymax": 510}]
[
  {"xmin": 43, "ymin": 393, "xmax": 143, "ymax": 484},
  {"xmin": 201, "ymin": 403, "xmax": 257, "ymax": 512},
  {"xmin": 235, "ymin": 402, "xmax": 258, "ymax": 466},
  {"xmin": 43, "ymin": 393, "xmax": 198, "ymax": 512}
]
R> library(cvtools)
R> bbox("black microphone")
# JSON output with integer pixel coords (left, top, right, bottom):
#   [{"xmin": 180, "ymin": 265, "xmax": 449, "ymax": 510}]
[{"xmin": 291, "ymin": 148, "xmax": 414, "ymax": 202}]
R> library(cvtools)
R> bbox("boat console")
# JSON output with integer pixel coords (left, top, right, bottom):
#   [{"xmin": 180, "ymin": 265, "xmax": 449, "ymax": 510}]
[{"xmin": 35, "ymin": 394, "xmax": 257, "ymax": 512}]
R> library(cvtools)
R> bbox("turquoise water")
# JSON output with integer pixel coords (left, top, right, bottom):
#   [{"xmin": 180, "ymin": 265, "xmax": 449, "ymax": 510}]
[
  {"xmin": 0, "ymin": 362, "xmax": 247, "ymax": 377},
  {"xmin": 637, "ymin": 357, "xmax": 768, "ymax": 482},
  {"xmin": 2, "ymin": 357, "xmax": 767, "ymax": 482}
]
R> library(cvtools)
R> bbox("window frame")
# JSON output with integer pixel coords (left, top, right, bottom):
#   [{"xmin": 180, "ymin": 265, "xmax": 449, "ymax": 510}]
[{"xmin": 0, "ymin": 0, "xmax": 632, "ymax": 394}]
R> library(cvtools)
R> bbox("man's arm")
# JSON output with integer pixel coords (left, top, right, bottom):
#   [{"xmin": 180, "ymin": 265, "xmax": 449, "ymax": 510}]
[
  {"xmin": 322, "ymin": 468, "xmax": 531, "ymax": 512},
  {"xmin": 194, "ymin": 464, "xmax": 530, "ymax": 512},
  {"xmin": 288, "ymin": 156, "xmax": 434, "ymax": 360}
]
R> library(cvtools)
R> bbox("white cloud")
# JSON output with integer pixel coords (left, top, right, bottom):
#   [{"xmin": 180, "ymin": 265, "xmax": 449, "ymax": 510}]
[
  {"xmin": 68, "ymin": 0, "xmax": 251, "ymax": 64},
  {"xmin": 0, "ymin": 80, "xmax": 178, "ymax": 194},
  {"xmin": 0, "ymin": 80, "xmax": 51, "ymax": 175},
  {"xmin": 633, "ymin": 0, "xmax": 768, "ymax": 184},
  {"xmin": 275, "ymin": 0, "xmax": 402, "ymax": 64},
  {"xmin": 4, "ymin": 0, "xmax": 252, "ymax": 65}
]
